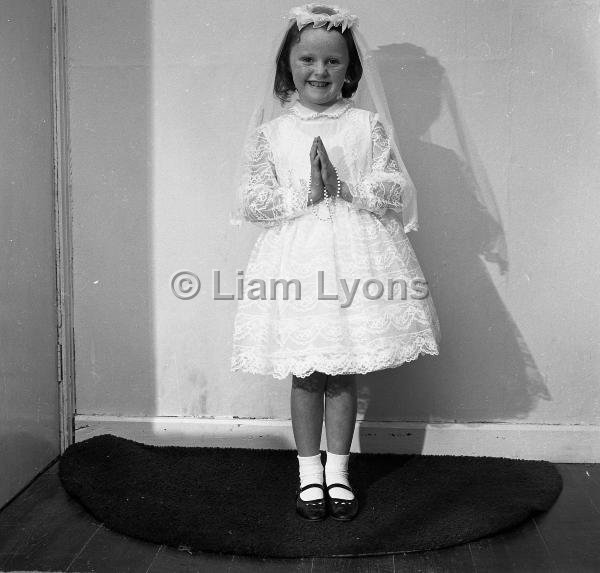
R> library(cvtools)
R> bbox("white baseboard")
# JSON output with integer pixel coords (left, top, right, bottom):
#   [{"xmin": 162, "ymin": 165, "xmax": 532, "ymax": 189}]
[{"xmin": 74, "ymin": 415, "xmax": 600, "ymax": 463}]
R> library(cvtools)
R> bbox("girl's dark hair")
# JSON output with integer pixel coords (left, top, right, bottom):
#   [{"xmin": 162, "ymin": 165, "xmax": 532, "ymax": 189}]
[{"xmin": 274, "ymin": 20, "xmax": 363, "ymax": 105}]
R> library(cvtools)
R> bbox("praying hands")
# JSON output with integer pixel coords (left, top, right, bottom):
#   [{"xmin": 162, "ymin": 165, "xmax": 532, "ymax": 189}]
[{"xmin": 314, "ymin": 136, "xmax": 353, "ymax": 203}]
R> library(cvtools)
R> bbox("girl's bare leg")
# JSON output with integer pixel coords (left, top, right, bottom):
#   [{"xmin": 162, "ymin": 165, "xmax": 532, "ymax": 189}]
[
  {"xmin": 323, "ymin": 373, "xmax": 358, "ymax": 507},
  {"xmin": 324, "ymin": 374, "xmax": 357, "ymax": 454},
  {"xmin": 290, "ymin": 371, "xmax": 327, "ymax": 456}
]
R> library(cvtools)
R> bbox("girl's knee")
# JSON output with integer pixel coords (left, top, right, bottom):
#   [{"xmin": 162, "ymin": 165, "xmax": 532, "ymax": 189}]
[
  {"xmin": 292, "ymin": 371, "xmax": 327, "ymax": 393},
  {"xmin": 325, "ymin": 374, "xmax": 357, "ymax": 398}
]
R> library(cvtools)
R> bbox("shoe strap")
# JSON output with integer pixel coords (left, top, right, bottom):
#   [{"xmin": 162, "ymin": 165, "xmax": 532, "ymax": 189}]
[
  {"xmin": 299, "ymin": 483, "xmax": 325, "ymax": 493},
  {"xmin": 326, "ymin": 482, "xmax": 354, "ymax": 493}
]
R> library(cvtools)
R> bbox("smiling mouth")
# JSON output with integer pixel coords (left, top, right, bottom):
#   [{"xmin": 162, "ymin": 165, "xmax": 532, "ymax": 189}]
[{"xmin": 307, "ymin": 81, "xmax": 330, "ymax": 88}]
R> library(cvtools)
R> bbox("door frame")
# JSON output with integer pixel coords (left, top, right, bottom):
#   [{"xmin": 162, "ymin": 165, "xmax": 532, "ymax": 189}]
[{"xmin": 51, "ymin": 0, "xmax": 75, "ymax": 453}]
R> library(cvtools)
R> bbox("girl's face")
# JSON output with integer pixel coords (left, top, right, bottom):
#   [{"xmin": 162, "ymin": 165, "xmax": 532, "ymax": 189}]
[{"xmin": 289, "ymin": 26, "xmax": 349, "ymax": 112}]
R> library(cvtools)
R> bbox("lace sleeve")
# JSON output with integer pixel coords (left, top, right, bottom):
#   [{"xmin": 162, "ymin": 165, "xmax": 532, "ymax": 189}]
[
  {"xmin": 242, "ymin": 127, "xmax": 310, "ymax": 228},
  {"xmin": 346, "ymin": 116, "xmax": 407, "ymax": 217}
]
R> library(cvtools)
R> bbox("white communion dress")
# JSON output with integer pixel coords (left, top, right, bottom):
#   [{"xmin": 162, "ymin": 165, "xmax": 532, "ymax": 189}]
[{"xmin": 230, "ymin": 97, "xmax": 441, "ymax": 380}]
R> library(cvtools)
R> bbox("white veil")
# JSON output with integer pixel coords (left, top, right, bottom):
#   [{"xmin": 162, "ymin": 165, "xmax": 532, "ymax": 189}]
[{"xmin": 228, "ymin": 3, "xmax": 419, "ymax": 234}]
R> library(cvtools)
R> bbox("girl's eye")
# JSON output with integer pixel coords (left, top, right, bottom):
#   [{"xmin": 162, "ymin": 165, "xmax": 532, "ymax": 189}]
[
  {"xmin": 329, "ymin": 59, "xmax": 340, "ymax": 64},
  {"xmin": 300, "ymin": 57, "xmax": 313, "ymax": 62}
]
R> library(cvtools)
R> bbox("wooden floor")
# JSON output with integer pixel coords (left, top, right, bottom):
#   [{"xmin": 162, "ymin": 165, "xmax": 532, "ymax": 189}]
[{"xmin": 0, "ymin": 460, "xmax": 598, "ymax": 573}]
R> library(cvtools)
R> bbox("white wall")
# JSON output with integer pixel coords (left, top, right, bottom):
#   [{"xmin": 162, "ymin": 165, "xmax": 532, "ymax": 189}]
[
  {"xmin": 68, "ymin": 1, "xmax": 600, "ymax": 457},
  {"xmin": 0, "ymin": 0, "xmax": 60, "ymax": 507}
]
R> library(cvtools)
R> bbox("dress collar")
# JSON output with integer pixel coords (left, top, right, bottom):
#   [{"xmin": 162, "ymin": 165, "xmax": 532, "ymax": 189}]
[{"xmin": 289, "ymin": 97, "xmax": 352, "ymax": 120}]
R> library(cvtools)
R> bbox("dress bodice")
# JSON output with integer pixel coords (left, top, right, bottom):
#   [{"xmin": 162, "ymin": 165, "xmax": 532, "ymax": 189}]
[
  {"xmin": 262, "ymin": 99, "xmax": 374, "ymax": 197},
  {"xmin": 241, "ymin": 97, "xmax": 408, "ymax": 229}
]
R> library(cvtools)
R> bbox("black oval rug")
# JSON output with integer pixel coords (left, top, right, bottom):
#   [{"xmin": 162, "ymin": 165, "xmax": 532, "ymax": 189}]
[{"xmin": 58, "ymin": 434, "xmax": 562, "ymax": 558}]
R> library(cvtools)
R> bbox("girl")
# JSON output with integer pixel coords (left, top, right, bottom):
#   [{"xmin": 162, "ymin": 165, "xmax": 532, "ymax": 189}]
[{"xmin": 230, "ymin": 4, "xmax": 441, "ymax": 521}]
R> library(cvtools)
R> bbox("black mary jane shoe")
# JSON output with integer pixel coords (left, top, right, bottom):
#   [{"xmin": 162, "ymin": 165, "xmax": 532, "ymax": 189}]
[
  {"xmin": 326, "ymin": 483, "xmax": 359, "ymax": 521},
  {"xmin": 296, "ymin": 483, "xmax": 327, "ymax": 521}
]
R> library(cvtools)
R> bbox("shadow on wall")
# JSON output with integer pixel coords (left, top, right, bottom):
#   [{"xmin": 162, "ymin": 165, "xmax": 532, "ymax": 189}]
[{"xmin": 357, "ymin": 44, "xmax": 551, "ymax": 451}]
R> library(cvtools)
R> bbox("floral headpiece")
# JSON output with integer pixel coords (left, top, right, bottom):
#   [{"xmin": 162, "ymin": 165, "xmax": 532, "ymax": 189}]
[{"xmin": 288, "ymin": 3, "xmax": 359, "ymax": 33}]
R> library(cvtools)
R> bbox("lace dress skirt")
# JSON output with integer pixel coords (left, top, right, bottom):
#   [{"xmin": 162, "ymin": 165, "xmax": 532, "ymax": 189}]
[{"xmin": 230, "ymin": 199, "xmax": 441, "ymax": 380}]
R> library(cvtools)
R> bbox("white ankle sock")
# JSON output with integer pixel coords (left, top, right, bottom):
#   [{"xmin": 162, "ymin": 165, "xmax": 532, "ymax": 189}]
[
  {"xmin": 297, "ymin": 453, "xmax": 324, "ymax": 501},
  {"xmin": 325, "ymin": 451, "xmax": 354, "ymax": 500}
]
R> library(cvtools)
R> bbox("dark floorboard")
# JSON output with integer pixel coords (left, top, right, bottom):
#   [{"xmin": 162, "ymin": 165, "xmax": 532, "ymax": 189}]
[{"xmin": 0, "ymin": 461, "xmax": 599, "ymax": 572}]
